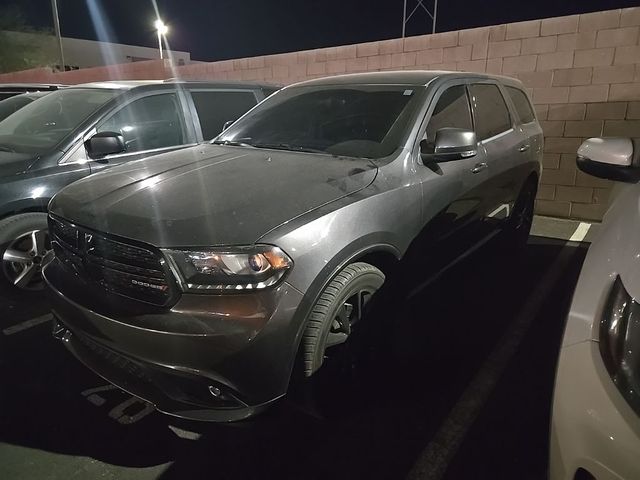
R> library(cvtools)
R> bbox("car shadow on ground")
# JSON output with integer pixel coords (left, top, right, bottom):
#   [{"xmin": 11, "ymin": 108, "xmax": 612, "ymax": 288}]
[{"xmin": 0, "ymin": 236, "xmax": 586, "ymax": 479}]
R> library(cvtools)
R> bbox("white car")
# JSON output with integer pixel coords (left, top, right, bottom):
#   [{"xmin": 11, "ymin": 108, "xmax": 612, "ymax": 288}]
[{"xmin": 551, "ymin": 137, "xmax": 640, "ymax": 480}]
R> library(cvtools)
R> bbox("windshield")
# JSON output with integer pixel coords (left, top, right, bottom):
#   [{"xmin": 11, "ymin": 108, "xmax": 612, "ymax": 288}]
[
  {"xmin": 0, "ymin": 88, "xmax": 119, "ymax": 154},
  {"xmin": 215, "ymin": 85, "xmax": 424, "ymax": 159}
]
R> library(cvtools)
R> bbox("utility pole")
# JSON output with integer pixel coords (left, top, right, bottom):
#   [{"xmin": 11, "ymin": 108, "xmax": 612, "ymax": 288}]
[
  {"xmin": 402, "ymin": 0, "xmax": 438, "ymax": 37},
  {"xmin": 50, "ymin": 0, "xmax": 65, "ymax": 71}
]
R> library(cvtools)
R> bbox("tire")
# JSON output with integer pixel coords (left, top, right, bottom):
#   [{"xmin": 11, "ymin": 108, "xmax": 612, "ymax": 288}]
[
  {"xmin": 301, "ymin": 262, "xmax": 385, "ymax": 377},
  {"xmin": 0, "ymin": 213, "xmax": 51, "ymax": 291},
  {"xmin": 505, "ymin": 179, "xmax": 537, "ymax": 250}
]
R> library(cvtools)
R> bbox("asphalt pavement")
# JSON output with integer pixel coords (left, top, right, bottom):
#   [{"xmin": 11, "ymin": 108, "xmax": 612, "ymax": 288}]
[{"xmin": 0, "ymin": 217, "xmax": 590, "ymax": 480}]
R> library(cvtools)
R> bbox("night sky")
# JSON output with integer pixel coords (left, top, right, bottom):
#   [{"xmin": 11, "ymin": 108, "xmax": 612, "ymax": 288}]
[{"xmin": 3, "ymin": 0, "xmax": 638, "ymax": 61}]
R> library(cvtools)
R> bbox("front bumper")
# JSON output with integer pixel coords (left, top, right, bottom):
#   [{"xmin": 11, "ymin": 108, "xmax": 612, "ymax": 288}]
[
  {"xmin": 44, "ymin": 258, "xmax": 305, "ymax": 422},
  {"xmin": 550, "ymin": 341, "xmax": 640, "ymax": 480}
]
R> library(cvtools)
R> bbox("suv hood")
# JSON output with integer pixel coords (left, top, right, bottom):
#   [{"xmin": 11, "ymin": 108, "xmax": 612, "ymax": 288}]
[
  {"xmin": 49, "ymin": 144, "xmax": 377, "ymax": 247},
  {"xmin": 0, "ymin": 151, "xmax": 37, "ymax": 177}
]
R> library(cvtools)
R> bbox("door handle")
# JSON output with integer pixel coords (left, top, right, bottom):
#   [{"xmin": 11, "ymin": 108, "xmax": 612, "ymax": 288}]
[
  {"xmin": 471, "ymin": 162, "xmax": 488, "ymax": 174},
  {"xmin": 518, "ymin": 144, "xmax": 530, "ymax": 152}
]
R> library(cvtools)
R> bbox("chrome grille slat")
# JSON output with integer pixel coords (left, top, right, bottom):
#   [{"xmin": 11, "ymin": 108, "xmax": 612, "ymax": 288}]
[{"xmin": 50, "ymin": 217, "xmax": 172, "ymax": 306}]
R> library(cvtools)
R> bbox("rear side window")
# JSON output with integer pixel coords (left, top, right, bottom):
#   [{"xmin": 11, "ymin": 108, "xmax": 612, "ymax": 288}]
[
  {"xmin": 191, "ymin": 90, "xmax": 258, "ymax": 139},
  {"xmin": 424, "ymin": 85, "xmax": 473, "ymax": 144},
  {"xmin": 469, "ymin": 84, "xmax": 512, "ymax": 141},
  {"xmin": 506, "ymin": 86, "xmax": 535, "ymax": 124}
]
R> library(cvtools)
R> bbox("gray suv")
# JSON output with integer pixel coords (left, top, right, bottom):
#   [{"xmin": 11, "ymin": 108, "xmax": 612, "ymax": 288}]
[{"xmin": 44, "ymin": 71, "xmax": 542, "ymax": 421}]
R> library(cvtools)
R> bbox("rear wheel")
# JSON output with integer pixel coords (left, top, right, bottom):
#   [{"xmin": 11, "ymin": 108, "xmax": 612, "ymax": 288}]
[
  {"xmin": 0, "ymin": 213, "xmax": 51, "ymax": 291},
  {"xmin": 505, "ymin": 179, "xmax": 536, "ymax": 249}
]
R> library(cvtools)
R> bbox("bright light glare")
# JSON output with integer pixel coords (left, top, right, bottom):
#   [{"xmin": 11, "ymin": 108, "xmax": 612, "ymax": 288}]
[{"xmin": 154, "ymin": 19, "xmax": 168, "ymax": 35}]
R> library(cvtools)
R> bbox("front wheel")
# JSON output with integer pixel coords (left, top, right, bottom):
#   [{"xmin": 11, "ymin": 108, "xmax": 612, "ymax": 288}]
[
  {"xmin": 301, "ymin": 262, "xmax": 385, "ymax": 377},
  {"xmin": 0, "ymin": 213, "xmax": 51, "ymax": 291}
]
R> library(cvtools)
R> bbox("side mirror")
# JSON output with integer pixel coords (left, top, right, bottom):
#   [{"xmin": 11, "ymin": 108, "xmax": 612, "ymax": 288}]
[
  {"xmin": 85, "ymin": 131, "xmax": 126, "ymax": 159},
  {"xmin": 222, "ymin": 120, "xmax": 235, "ymax": 131},
  {"xmin": 421, "ymin": 128, "xmax": 477, "ymax": 163},
  {"xmin": 577, "ymin": 137, "xmax": 640, "ymax": 183}
]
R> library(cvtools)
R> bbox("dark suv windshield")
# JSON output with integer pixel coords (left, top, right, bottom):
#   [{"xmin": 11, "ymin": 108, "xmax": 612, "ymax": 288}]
[
  {"xmin": 0, "ymin": 88, "xmax": 119, "ymax": 154},
  {"xmin": 216, "ymin": 85, "xmax": 424, "ymax": 159}
]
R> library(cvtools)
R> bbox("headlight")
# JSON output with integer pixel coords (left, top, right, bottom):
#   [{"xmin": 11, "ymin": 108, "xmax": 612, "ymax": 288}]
[
  {"xmin": 163, "ymin": 245, "xmax": 292, "ymax": 292},
  {"xmin": 599, "ymin": 276, "xmax": 640, "ymax": 415}
]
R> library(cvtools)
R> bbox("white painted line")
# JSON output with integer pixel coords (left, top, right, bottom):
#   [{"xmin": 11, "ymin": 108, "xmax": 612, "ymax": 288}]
[
  {"xmin": 2, "ymin": 313, "xmax": 53, "ymax": 336},
  {"xmin": 407, "ymin": 246, "xmax": 578, "ymax": 480},
  {"xmin": 569, "ymin": 222, "xmax": 591, "ymax": 243}
]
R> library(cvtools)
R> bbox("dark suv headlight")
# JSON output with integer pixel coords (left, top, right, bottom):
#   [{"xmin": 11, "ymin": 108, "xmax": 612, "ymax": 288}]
[
  {"xmin": 599, "ymin": 276, "xmax": 640, "ymax": 415},
  {"xmin": 163, "ymin": 245, "xmax": 292, "ymax": 292}
]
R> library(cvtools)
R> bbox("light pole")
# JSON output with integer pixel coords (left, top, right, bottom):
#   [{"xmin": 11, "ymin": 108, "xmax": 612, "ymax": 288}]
[
  {"xmin": 154, "ymin": 19, "xmax": 168, "ymax": 59},
  {"xmin": 51, "ymin": 0, "xmax": 65, "ymax": 70}
]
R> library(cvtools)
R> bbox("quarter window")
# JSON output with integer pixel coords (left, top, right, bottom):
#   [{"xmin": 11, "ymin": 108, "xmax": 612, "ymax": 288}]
[
  {"xmin": 191, "ymin": 90, "xmax": 257, "ymax": 139},
  {"xmin": 424, "ymin": 85, "xmax": 473, "ymax": 146},
  {"xmin": 505, "ymin": 86, "xmax": 535, "ymax": 124},
  {"xmin": 97, "ymin": 93, "xmax": 185, "ymax": 153},
  {"xmin": 469, "ymin": 84, "xmax": 512, "ymax": 141}
]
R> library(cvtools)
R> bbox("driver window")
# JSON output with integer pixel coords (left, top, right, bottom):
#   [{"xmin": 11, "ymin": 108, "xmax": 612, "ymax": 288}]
[
  {"xmin": 423, "ymin": 85, "xmax": 473, "ymax": 150},
  {"xmin": 97, "ymin": 94, "xmax": 185, "ymax": 154}
]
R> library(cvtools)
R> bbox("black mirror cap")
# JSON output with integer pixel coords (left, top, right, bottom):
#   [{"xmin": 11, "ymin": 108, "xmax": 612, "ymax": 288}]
[
  {"xmin": 420, "ymin": 128, "xmax": 477, "ymax": 164},
  {"xmin": 85, "ymin": 131, "xmax": 126, "ymax": 159},
  {"xmin": 577, "ymin": 138, "xmax": 640, "ymax": 184}
]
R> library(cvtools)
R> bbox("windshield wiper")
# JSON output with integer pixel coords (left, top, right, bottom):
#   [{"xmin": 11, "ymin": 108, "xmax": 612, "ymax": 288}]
[
  {"xmin": 250, "ymin": 142, "xmax": 326, "ymax": 154},
  {"xmin": 0, "ymin": 145, "xmax": 15, "ymax": 153},
  {"xmin": 211, "ymin": 139, "xmax": 254, "ymax": 147}
]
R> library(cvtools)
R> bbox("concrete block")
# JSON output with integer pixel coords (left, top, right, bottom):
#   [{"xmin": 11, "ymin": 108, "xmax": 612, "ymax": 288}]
[
  {"xmin": 443, "ymin": 45, "xmax": 473, "ymax": 62},
  {"xmin": 307, "ymin": 62, "xmax": 327, "ymax": 75},
  {"xmin": 571, "ymin": 202, "xmax": 608, "ymax": 221},
  {"xmin": 556, "ymin": 186, "xmax": 594, "ymax": 203},
  {"xmin": 522, "ymin": 36, "xmax": 558, "ymax": 55},
  {"xmin": 576, "ymin": 169, "xmax": 615, "ymax": 187},
  {"xmin": 596, "ymin": 27, "xmax": 640, "ymax": 48},
  {"xmin": 506, "ymin": 20, "xmax": 541, "ymax": 39},
  {"xmin": 346, "ymin": 57, "xmax": 368, "ymax": 72},
  {"xmin": 544, "ymin": 136, "xmax": 583, "ymax": 154},
  {"xmin": 502, "ymin": 55, "xmax": 537, "ymax": 74},
  {"xmin": 621, "ymin": 7, "xmax": 640, "ymax": 27},
  {"xmin": 416, "ymin": 49, "xmax": 444, "ymax": 65},
  {"xmin": 592, "ymin": 65, "xmax": 636, "ymax": 84},
  {"xmin": 586, "ymin": 102, "xmax": 628, "ymax": 119},
  {"xmin": 517, "ymin": 71, "xmax": 553, "ymax": 88},
  {"xmin": 537, "ymin": 51, "xmax": 574, "ymax": 71},
  {"xmin": 547, "ymin": 103, "xmax": 587, "ymax": 120},
  {"xmin": 627, "ymin": 102, "xmax": 640, "ymax": 119},
  {"xmin": 573, "ymin": 48, "xmax": 615, "ymax": 68},
  {"xmin": 537, "ymin": 185, "xmax": 556, "ymax": 200},
  {"xmin": 541, "ymin": 15, "xmax": 579, "ymax": 36},
  {"xmin": 552, "ymin": 68, "xmax": 592, "ymax": 86},
  {"xmin": 543, "ymin": 153, "xmax": 561, "ymax": 169},
  {"xmin": 535, "ymin": 200, "xmax": 571, "ymax": 218},
  {"xmin": 533, "ymin": 87, "xmax": 570, "ymax": 104},
  {"xmin": 569, "ymin": 85, "xmax": 609, "ymax": 103},
  {"xmin": 326, "ymin": 60, "xmax": 346, "ymax": 74},
  {"xmin": 610, "ymin": 83, "xmax": 640, "ymax": 101},
  {"xmin": 486, "ymin": 58, "xmax": 502, "ymax": 74},
  {"xmin": 614, "ymin": 45, "xmax": 640, "ymax": 65},
  {"xmin": 535, "ymin": 104, "xmax": 549, "ymax": 120},
  {"xmin": 391, "ymin": 52, "xmax": 417, "ymax": 68},
  {"xmin": 357, "ymin": 42, "xmax": 380, "ymax": 57},
  {"xmin": 430, "ymin": 31, "xmax": 459, "ymax": 48},
  {"xmin": 404, "ymin": 35, "xmax": 430, "ymax": 52},
  {"xmin": 564, "ymin": 120, "xmax": 604, "ymax": 137},
  {"xmin": 557, "ymin": 32, "xmax": 597, "ymax": 52},
  {"xmin": 578, "ymin": 10, "xmax": 621, "ymax": 32},
  {"xmin": 603, "ymin": 119, "xmax": 640, "ymax": 136},
  {"xmin": 379, "ymin": 38, "xmax": 403, "ymax": 55},
  {"xmin": 489, "ymin": 25, "xmax": 507, "ymax": 42},
  {"xmin": 541, "ymin": 120, "xmax": 565, "ymax": 136},
  {"xmin": 456, "ymin": 59, "xmax": 487, "ymax": 72},
  {"xmin": 488, "ymin": 40, "xmax": 521, "ymax": 58},
  {"xmin": 459, "ymin": 27, "xmax": 490, "ymax": 45}
]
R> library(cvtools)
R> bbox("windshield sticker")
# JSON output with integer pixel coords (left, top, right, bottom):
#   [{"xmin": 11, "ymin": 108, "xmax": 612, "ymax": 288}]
[{"xmin": 403, "ymin": 90, "xmax": 414, "ymax": 96}]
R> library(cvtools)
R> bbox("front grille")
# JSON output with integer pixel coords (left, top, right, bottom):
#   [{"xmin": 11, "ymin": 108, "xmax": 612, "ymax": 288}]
[{"xmin": 50, "ymin": 216, "xmax": 173, "ymax": 306}]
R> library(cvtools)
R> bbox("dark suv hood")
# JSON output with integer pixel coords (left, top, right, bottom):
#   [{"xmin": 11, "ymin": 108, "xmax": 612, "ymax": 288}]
[
  {"xmin": 49, "ymin": 144, "xmax": 377, "ymax": 247},
  {"xmin": 0, "ymin": 151, "xmax": 37, "ymax": 178}
]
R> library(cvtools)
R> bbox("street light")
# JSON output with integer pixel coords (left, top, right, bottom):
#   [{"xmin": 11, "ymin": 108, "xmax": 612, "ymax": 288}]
[{"xmin": 154, "ymin": 19, "xmax": 168, "ymax": 59}]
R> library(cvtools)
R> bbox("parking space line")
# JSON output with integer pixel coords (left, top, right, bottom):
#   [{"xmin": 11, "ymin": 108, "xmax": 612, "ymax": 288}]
[
  {"xmin": 569, "ymin": 222, "xmax": 591, "ymax": 243},
  {"xmin": 2, "ymin": 313, "xmax": 53, "ymax": 336},
  {"xmin": 407, "ymin": 246, "xmax": 578, "ymax": 480}
]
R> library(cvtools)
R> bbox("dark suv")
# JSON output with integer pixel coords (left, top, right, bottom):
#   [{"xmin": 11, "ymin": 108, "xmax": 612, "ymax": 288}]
[
  {"xmin": 45, "ymin": 71, "xmax": 542, "ymax": 421},
  {"xmin": 0, "ymin": 80, "xmax": 278, "ymax": 289}
]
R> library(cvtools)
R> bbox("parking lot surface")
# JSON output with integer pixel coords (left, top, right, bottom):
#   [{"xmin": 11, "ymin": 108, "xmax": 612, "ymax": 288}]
[{"xmin": 0, "ymin": 219, "xmax": 589, "ymax": 480}]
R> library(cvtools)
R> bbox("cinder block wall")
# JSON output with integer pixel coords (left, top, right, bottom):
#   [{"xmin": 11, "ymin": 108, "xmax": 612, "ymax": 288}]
[{"xmin": 1, "ymin": 8, "xmax": 639, "ymax": 221}]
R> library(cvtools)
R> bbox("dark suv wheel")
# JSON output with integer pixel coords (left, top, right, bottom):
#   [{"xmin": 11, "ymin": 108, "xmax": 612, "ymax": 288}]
[{"xmin": 0, "ymin": 213, "xmax": 51, "ymax": 291}]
